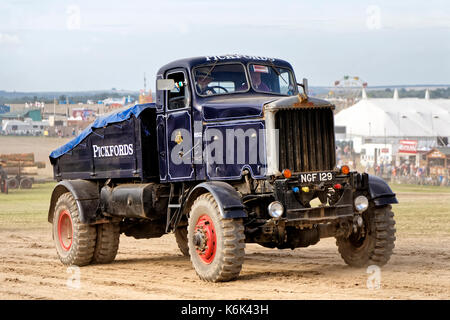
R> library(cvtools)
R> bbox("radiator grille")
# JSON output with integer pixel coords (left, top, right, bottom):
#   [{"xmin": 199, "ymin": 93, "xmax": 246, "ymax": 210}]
[{"xmin": 275, "ymin": 108, "xmax": 336, "ymax": 172}]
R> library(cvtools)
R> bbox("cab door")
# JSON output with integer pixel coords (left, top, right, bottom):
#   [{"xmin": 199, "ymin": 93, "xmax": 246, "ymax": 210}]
[{"xmin": 164, "ymin": 69, "xmax": 195, "ymax": 181}]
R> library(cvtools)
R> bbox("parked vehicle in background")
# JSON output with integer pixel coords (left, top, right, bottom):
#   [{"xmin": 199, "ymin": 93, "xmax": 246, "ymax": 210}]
[
  {"xmin": 1, "ymin": 120, "xmax": 47, "ymax": 136},
  {"xmin": 0, "ymin": 153, "xmax": 40, "ymax": 189}
]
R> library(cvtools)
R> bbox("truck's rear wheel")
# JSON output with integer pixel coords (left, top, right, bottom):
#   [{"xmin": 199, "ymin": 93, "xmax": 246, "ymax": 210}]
[
  {"xmin": 53, "ymin": 192, "xmax": 97, "ymax": 266},
  {"xmin": 336, "ymin": 204, "xmax": 396, "ymax": 267},
  {"xmin": 175, "ymin": 226, "xmax": 189, "ymax": 257},
  {"xmin": 187, "ymin": 193, "xmax": 245, "ymax": 282},
  {"xmin": 92, "ymin": 223, "xmax": 120, "ymax": 264}
]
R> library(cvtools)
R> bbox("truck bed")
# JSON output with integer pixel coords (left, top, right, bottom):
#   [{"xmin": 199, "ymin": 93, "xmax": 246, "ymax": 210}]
[{"xmin": 49, "ymin": 104, "xmax": 159, "ymax": 181}]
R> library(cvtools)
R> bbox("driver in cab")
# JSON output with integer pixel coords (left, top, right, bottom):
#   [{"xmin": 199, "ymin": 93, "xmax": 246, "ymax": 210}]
[{"xmin": 195, "ymin": 72, "xmax": 215, "ymax": 95}]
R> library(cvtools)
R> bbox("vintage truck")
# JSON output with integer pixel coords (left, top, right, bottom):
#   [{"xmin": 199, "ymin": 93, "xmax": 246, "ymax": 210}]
[{"xmin": 48, "ymin": 55, "xmax": 397, "ymax": 282}]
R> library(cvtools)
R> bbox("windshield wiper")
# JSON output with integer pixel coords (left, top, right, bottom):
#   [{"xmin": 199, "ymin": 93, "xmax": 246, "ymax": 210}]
[
  {"xmin": 267, "ymin": 60, "xmax": 288, "ymax": 85},
  {"xmin": 201, "ymin": 59, "xmax": 219, "ymax": 82}
]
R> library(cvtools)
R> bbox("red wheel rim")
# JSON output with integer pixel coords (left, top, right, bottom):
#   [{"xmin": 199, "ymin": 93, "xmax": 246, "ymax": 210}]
[
  {"xmin": 194, "ymin": 215, "xmax": 217, "ymax": 264},
  {"xmin": 58, "ymin": 210, "xmax": 73, "ymax": 251}
]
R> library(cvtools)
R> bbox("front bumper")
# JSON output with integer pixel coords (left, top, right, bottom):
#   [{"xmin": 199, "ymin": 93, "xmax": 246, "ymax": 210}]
[{"xmin": 272, "ymin": 178, "xmax": 354, "ymax": 225}]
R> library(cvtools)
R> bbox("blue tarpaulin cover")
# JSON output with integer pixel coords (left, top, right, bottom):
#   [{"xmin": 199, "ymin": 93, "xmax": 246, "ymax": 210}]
[{"xmin": 49, "ymin": 103, "xmax": 155, "ymax": 160}]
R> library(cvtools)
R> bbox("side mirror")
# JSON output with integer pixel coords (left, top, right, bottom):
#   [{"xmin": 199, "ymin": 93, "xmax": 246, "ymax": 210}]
[{"xmin": 157, "ymin": 79, "xmax": 175, "ymax": 91}]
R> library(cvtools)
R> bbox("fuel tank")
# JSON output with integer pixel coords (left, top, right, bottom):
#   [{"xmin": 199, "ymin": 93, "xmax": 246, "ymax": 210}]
[{"xmin": 100, "ymin": 183, "xmax": 169, "ymax": 219}]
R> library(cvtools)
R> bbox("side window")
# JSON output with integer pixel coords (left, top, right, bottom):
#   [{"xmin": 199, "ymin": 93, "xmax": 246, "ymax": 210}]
[{"xmin": 167, "ymin": 71, "xmax": 189, "ymax": 110}]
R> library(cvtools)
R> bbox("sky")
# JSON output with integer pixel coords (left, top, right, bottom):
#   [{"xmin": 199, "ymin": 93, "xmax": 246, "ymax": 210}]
[{"xmin": 0, "ymin": 0, "xmax": 449, "ymax": 91}]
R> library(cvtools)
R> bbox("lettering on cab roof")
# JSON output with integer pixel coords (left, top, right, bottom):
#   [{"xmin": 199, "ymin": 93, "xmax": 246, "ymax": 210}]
[{"xmin": 205, "ymin": 54, "xmax": 276, "ymax": 62}]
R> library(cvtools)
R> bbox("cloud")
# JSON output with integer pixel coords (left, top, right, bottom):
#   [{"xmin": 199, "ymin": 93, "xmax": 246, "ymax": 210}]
[{"xmin": 0, "ymin": 33, "xmax": 20, "ymax": 45}]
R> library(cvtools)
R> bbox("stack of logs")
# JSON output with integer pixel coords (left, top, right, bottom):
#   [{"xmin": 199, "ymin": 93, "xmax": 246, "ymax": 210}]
[{"xmin": 0, "ymin": 153, "xmax": 46, "ymax": 176}]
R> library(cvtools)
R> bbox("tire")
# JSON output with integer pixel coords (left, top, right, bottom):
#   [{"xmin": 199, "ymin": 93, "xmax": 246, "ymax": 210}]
[
  {"xmin": 336, "ymin": 204, "xmax": 396, "ymax": 268},
  {"xmin": 187, "ymin": 193, "xmax": 245, "ymax": 282},
  {"xmin": 19, "ymin": 178, "xmax": 32, "ymax": 189},
  {"xmin": 175, "ymin": 226, "xmax": 189, "ymax": 257},
  {"xmin": 92, "ymin": 223, "xmax": 120, "ymax": 264},
  {"xmin": 52, "ymin": 192, "xmax": 97, "ymax": 266},
  {"xmin": 7, "ymin": 178, "xmax": 19, "ymax": 189}
]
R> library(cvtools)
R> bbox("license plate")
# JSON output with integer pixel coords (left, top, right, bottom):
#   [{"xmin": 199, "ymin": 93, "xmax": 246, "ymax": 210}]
[{"xmin": 298, "ymin": 171, "xmax": 335, "ymax": 184}]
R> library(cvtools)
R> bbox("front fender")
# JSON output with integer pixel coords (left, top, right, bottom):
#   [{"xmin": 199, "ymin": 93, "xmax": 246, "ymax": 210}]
[
  {"xmin": 184, "ymin": 181, "xmax": 246, "ymax": 219},
  {"xmin": 48, "ymin": 180, "xmax": 100, "ymax": 224},
  {"xmin": 367, "ymin": 174, "xmax": 398, "ymax": 206}
]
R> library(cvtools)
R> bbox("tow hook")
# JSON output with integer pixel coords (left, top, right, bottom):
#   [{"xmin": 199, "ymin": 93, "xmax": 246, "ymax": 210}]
[{"xmin": 353, "ymin": 214, "xmax": 364, "ymax": 234}]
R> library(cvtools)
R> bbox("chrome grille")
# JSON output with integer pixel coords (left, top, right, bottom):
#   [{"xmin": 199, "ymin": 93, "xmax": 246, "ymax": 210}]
[{"xmin": 275, "ymin": 108, "xmax": 336, "ymax": 172}]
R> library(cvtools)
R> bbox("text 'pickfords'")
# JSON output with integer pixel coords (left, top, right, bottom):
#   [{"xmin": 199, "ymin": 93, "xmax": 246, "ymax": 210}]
[{"xmin": 93, "ymin": 144, "xmax": 134, "ymax": 158}]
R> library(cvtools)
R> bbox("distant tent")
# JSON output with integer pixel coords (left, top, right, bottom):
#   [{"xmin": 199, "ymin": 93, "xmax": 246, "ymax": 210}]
[{"xmin": 335, "ymin": 98, "xmax": 450, "ymax": 138}]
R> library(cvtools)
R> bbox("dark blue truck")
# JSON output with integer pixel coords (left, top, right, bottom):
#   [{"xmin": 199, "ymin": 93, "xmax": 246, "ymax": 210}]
[{"xmin": 48, "ymin": 55, "xmax": 397, "ymax": 282}]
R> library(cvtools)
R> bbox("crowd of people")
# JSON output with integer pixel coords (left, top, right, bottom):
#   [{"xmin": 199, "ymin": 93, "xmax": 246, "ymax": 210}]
[
  {"xmin": 384, "ymin": 162, "xmax": 448, "ymax": 186},
  {"xmin": 368, "ymin": 162, "xmax": 442, "ymax": 185},
  {"xmin": 337, "ymin": 144, "xmax": 449, "ymax": 186},
  {"xmin": 366, "ymin": 161, "xmax": 449, "ymax": 186}
]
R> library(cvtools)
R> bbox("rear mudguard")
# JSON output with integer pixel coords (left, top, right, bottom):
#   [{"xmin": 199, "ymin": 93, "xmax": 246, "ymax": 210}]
[
  {"xmin": 184, "ymin": 181, "xmax": 247, "ymax": 219},
  {"xmin": 367, "ymin": 174, "xmax": 398, "ymax": 206},
  {"xmin": 48, "ymin": 180, "xmax": 100, "ymax": 224}
]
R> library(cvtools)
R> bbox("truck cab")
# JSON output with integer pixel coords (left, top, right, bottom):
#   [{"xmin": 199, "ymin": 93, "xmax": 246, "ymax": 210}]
[
  {"xmin": 48, "ymin": 54, "xmax": 398, "ymax": 282},
  {"xmin": 155, "ymin": 55, "xmax": 301, "ymax": 182}
]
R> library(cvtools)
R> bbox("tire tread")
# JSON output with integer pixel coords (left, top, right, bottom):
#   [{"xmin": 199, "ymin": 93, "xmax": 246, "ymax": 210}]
[
  {"xmin": 336, "ymin": 204, "xmax": 396, "ymax": 268},
  {"xmin": 188, "ymin": 193, "xmax": 245, "ymax": 282},
  {"xmin": 53, "ymin": 192, "xmax": 96, "ymax": 266},
  {"xmin": 92, "ymin": 223, "xmax": 120, "ymax": 264}
]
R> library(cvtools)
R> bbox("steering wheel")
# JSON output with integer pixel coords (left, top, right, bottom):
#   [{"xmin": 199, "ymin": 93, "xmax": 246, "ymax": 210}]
[{"xmin": 202, "ymin": 86, "xmax": 229, "ymax": 95}]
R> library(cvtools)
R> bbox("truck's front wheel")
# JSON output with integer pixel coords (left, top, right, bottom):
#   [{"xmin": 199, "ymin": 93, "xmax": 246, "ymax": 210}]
[
  {"xmin": 336, "ymin": 204, "xmax": 396, "ymax": 267},
  {"xmin": 188, "ymin": 193, "xmax": 245, "ymax": 282},
  {"xmin": 52, "ymin": 192, "xmax": 97, "ymax": 266}
]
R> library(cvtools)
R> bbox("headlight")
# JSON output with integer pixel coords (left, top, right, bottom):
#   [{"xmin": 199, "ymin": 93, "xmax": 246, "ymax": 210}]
[
  {"xmin": 268, "ymin": 201, "xmax": 284, "ymax": 219},
  {"xmin": 354, "ymin": 196, "xmax": 369, "ymax": 213}
]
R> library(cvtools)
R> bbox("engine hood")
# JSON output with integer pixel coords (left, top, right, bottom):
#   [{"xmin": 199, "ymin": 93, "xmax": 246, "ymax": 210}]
[
  {"xmin": 200, "ymin": 94, "xmax": 278, "ymax": 121},
  {"xmin": 264, "ymin": 94, "xmax": 335, "ymax": 111},
  {"xmin": 200, "ymin": 94, "xmax": 334, "ymax": 121}
]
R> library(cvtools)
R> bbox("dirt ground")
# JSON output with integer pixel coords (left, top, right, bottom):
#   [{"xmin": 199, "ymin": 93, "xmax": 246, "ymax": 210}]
[
  {"xmin": 0, "ymin": 136, "xmax": 449, "ymax": 299},
  {"xmin": 0, "ymin": 225, "xmax": 449, "ymax": 300}
]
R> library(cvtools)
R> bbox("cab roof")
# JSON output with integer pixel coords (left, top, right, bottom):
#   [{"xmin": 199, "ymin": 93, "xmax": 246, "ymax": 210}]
[{"xmin": 157, "ymin": 54, "xmax": 295, "ymax": 76}]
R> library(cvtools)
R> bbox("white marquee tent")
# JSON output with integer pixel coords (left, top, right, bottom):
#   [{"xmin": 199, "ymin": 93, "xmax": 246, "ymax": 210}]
[{"xmin": 335, "ymin": 90, "xmax": 450, "ymax": 139}]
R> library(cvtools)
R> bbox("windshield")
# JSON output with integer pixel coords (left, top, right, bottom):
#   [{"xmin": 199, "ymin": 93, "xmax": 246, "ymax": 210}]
[
  {"xmin": 249, "ymin": 64, "xmax": 297, "ymax": 95},
  {"xmin": 193, "ymin": 63, "xmax": 249, "ymax": 96}
]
